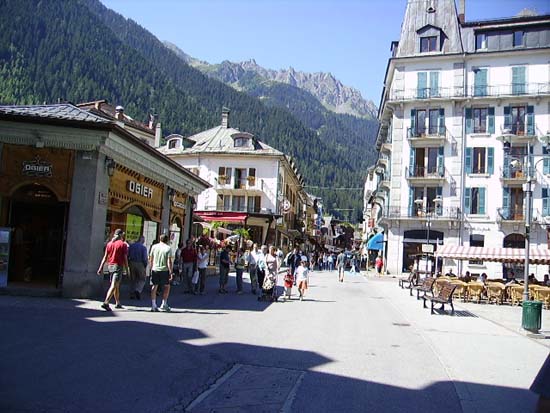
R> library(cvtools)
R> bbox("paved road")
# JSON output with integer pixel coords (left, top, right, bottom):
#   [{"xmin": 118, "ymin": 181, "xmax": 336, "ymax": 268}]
[{"xmin": 0, "ymin": 270, "xmax": 547, "ymax": 412}]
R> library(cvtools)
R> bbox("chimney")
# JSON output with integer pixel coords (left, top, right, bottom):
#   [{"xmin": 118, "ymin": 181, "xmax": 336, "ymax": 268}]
[
  {"xmin": 148, "ymin": 113, "xmax": 157, "ymax": 129},
  {"xmin": 221, "ymin": 107, "xmax": 230, "ymax": 128},
  {"xmin": 154, "ymin": 122, "xmax": 162, "ymax": 148},
  {"xmin": 115, "ymin": 105, "xmax": 124, "ymax": 121},
  {"xmin": 458, "ymin": 0, "xmax": 465, "ymax": 24}
]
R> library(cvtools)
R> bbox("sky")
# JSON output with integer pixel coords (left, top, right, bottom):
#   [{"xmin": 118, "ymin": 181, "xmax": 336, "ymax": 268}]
[{"xmin": 101, "ymin": 0, "xmax": 550, "ymax": 104}]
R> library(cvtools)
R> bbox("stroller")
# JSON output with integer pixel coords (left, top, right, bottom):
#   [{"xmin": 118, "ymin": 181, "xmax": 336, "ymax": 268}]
[{"xmin": 258, "ymin": 272, "xmax": 279, "ymax": 302}]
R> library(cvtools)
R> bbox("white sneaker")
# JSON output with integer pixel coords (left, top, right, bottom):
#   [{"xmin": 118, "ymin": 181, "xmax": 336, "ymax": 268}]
[{"xmin": 160, "ymin": 304, "xmax": 171, "ymax": 312}]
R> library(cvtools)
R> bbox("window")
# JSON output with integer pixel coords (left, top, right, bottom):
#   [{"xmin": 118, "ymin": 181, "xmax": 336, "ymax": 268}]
[
  {"xmin": 232, "ymin": 195, "xmax": 246, "ymax": 212},
  {"xmin": 428, "ymin": 109, "xmax": 440, "ymax": 135},
  {"xmin": 408, "ymin": 186, "xmax": 442, "ymax": 216},
  {"xmin": 465, "ymin": 187, "xmax": 486, "ymax": 215},
  {"xmin": 543, "ymin": 188, "xmax": 550, "ymax": 217},
  {"xmin": 416, "ymin": 71, "xmax": 439, "ymax": 98},
  {"xmin": 217, "ymin": 194, "xmax": 231, "ymax": 211},
  {"xmin": 504, "ymin": 105, "xmax": 534, "ymax": 136},
  {"xmin": 234, "ymin": 137, "xmax": 248, "ymax": 147},
  {"xmin": 248, "ymin": 196, "xmax": 261, "ymax": 213},
  {"xmin": 466, "ymin": 107, "xmax": 494, "ymax": 134},
  {"xmin": 475, "ymin": 33, "xmax": 487, "ymax": 50},
  {"xmin": 473, "ymin": 68, "xmax": 488, "ymax": 96},
  {"xmin": 416, "ymin": 109, "xmax": 427, "ymax": 136},
  {"xmin": 218, "ymin": 167, "xmax": 232, "ymax": 184},
  {"xmin": 465, "ymin": 147, "xmax": 494, "ymax": 175},
  {"xmin": 420, "ymin": 36, "xmax": 438, "ymax": 52},
  {"xmin": 234, "ymin": 168, "xmax": 247, "ymax": 188},
  {"xmin": 469, "ymin": 234, "xmax": 484, "ymax": 265},
  {"xmin": 473, "ymin": 108, "xmax": 488, "ymax": 133},
  {"xmin": 513, "ymin": 31, "xmax": 524, "ymax": 47},
  {"xmin": 511, "ymin": 66, "xmax": 526, "ymax": 95},
  {"xmin": 168, "ymin": 139, "xmax": 180, "ymax": 149},
  {"xmin": 247, "ymin": 168, "xmax": 256, "ymax": 186}
]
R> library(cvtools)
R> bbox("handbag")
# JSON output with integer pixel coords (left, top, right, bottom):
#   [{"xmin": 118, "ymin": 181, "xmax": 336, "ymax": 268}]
[
  {"xmin": 262, "ymin": 276, "xmax": 275, "ymax": 290},
  {"xmin": 192, "ymin": 269, "xmax": 200, "ymax": 284}
]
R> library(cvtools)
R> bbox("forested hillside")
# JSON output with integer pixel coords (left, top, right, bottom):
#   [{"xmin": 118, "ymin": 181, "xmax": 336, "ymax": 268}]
[{"xmin": 0, "ymin": 0, "xmax": 377, "ymax": 221}]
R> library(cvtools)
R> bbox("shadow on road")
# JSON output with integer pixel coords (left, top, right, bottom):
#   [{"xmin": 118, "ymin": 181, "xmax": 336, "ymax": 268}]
[{"xmin": 0, "ymin": 294, "xmax": 540, "ymax": 413}]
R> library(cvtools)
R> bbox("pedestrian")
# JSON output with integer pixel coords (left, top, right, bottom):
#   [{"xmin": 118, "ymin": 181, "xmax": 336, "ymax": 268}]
[
  {"xmin": 256, "ymin": 245, "xmax": 268, "ymax": 292},
  {"xmin": 219, "ymin": 245, "xmax": 231, "ymax": 293},
  {"xmin": 173, "ymin": 242, "xmax": 183, "ymax": 286},
  {"xmin": 289, "ymin": 247, "xmax": 299, "ymax": 276},
  {"xmin": 128, "ymin": 235, "xmax": 148, "ymax": 300},
  {"xmin": 96, "ymin": 229, "xmax": 129, "ymax": 311},
  {"xmin": 283, "ymin": 269, "xmax": 294, "ymax": 300},
  {"xmin": 375, "ymin": 254, "xmax": 384, "ymax": 276},
  {"xmin": 336, "ymin": 250, "xmax": 346, "ymax": 282},
  {"xmin": 295, "ymin": 258, "xmax": 309, "ymax": 301},
  {"xmin": 149, "ymin": 233, "xmax": 174, "ymax": 312},
  {"xmin": 180, "ymin": 239, "xmax": 197, "ymax": 294},
  {"xmin": 327, "ymin": 253, "xmax": 334, "ymax": 271},
  {"xmin": 262, "ymin": 246, "xmax": 279, "ymax": 299},
  {"xmin": 195, "ymin": 245, "xmax": 209, "ymax": 294},
  {"xmin": 235, "ymin": 247, "xmax": 245, "ymax": 294},
  {"xmin": 247, "ymin": 243, "xmax": 260, "ymax": 294}
]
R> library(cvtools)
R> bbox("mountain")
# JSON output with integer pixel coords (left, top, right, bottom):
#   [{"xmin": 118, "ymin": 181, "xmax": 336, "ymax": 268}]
[{"xmin": 0, "ymin": 0, "xmax": 376, "ymax": 222}]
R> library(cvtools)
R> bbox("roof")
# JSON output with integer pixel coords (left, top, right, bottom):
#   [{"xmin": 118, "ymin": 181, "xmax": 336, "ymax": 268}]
[
  {"xmin": 161, "ymin": 125, "xmax": 283, "ymax": 156},
  {"xmin": 0, "ymin": 104, "xmax": 110, "ymax": 124},
  {"xmin": 77, "ymin": 100, "xmax": 155, "ymax": 135},
  {"xmin": 462, "ymin": 14, "xmax": 550, "ymax": 28}
]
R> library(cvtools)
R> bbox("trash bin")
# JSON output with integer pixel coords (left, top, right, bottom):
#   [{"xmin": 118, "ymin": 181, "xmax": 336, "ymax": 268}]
[{"xmin": 522, "ymin": 300, "xmax": 543, "ymax": 333}]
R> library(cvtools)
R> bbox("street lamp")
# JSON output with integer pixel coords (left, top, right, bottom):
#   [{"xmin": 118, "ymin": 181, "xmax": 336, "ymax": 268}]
[{"xmin": 415, "ymin": 197, "xmax": 441, "ymax": 276}]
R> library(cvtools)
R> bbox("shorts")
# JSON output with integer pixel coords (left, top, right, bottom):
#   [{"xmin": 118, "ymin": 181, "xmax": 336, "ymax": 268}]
[
  {"xmin": 108, "ymin": 264, "xmax": 123, "ymax": 283},
  {"xmin": 150, "ymin": 270, "xmax": 170, "ymax": 286}
]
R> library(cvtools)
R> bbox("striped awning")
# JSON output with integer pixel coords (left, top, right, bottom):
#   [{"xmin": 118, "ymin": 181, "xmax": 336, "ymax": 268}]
[{"xmin": 436, "ymin": 245, "xmax": 550, "ymax": 264}]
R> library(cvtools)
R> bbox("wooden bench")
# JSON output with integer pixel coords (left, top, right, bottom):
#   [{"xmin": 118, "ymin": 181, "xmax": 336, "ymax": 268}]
[
  {"xmin": 399, "ymin": 271, "xmax": 417, "ymax": 289},
  {"xmin": 410, "ymin": 277, "xmax": 436, "ymax": 299},
  {"xmin": 423, "ymin": 283, "xmax": 457, "ymax": 315}
]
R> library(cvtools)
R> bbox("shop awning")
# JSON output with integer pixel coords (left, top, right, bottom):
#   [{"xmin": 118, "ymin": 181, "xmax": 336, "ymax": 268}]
[
  {"xmin": 435, "ymin": 245, "xmax": 550, "ymax": 264},
  {"xmin": 366, "ymin": 232, "xmax": 384, "ymax": 251},
  {"xmin": 194, "ymin": 211, "xmax": 248, "ymax": 224}
]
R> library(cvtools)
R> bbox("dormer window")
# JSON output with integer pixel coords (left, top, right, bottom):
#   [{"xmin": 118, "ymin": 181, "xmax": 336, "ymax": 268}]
[
  {"xmin": 420, "ymin": 36, "xmax": 438, "ymax": 52},
  {"xmin": 234, "ymin": 137, "xmax": 249, "ymax": 147},
  {"xmin": 168, "ymin": 138, "xmax": 181, "ymax": 149},
  {"xmin": 231, "ymin": 132, "xmax": 255, "ymax": 149}
]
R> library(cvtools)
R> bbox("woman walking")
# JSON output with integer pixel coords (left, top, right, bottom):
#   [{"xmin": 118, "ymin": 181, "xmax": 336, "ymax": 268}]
[
  {"xmin": 295, "ymin": 258, "xmax": 309, "ymax": 301},
  {"xmin": 235, "ymin": 248, "xmax": 245, "ymax": 294},
  {"xmin": 195, "ymin": 245, "xmax": 209, "ymax": 294},
  {"xmin": 260, "ymin": 246, "xmax": 279, "ymax": 301}
]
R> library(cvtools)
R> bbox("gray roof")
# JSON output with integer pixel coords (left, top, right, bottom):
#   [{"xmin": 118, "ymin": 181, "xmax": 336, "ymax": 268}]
[
  {"xmin": 0, "ymin": 104, "xmax": 110, "ymax": 124},
  {"xmin": 161, "ymin": 125, "xmax": 284, "ymax": 156}
]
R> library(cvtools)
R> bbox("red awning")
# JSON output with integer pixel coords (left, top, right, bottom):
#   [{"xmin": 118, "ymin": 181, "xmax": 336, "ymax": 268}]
[
  {"xmin": 194, "ymin": 211, "xmax": 248, "ymax": 224},
  {"xmin": 436, "ymin": 245, "xmax": 550, "ymax": 264}
]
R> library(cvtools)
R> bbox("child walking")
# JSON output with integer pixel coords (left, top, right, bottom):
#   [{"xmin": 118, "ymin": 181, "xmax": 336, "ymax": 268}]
[{"xmin": 295, "ymin": 259, "xmax": 309, "ymax": 301}]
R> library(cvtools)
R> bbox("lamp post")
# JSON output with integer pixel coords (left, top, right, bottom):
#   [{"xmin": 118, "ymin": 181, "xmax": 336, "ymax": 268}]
[{"xmin": 415, "ymin": 196, "xmax": 441, "ymax": 276}]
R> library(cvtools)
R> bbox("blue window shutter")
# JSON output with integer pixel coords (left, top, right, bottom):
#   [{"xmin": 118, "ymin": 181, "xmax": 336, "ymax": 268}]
[
  {"xmin": 438, "ymin": 108, "xmax": 445, "ymax": 135},
  {"xmin": 409, "ymin": 147, "xmax": 415, "ymax": 176},
  {"xmin": 526, "ymin": 105, "xmax": 534, "ymax": 135},
  {"xmin": 430, "ymin": 72, "xmax": 439, "ymax": 97},
  {"xmin": 465, "ymin": 108, "xmax": 473, "ymax": 134},
  {"xmin": 504, "ymin": 106, "xmax": 511, "ymax": 129},
  {"xmin": 417, "ymin": 72, "xmax": 427, "ymax": 99},
  {"xmin": 438, "ymin": 146, "xmax": 445, "ymax": 176},
  {"xmin": 465, "ymin": 147, "xmax": 472, "ymax": 174},
  {"xmin": 512, "ymin": 66, "xmax": 526, "ymax": 95},
  {"xmin": 436, "ymin": 187, "xmax": 443, "ymax": 215},
  {"xmin": 408, "ymin": 188, "xmax": 414, "ymax": 216},
  {"xmin": 474, "ymin": 69, "xmax": 487, "ymax": 96},
  {"xmin": 544, "ymin": 146, "xmax": 550, "ymax": 175},
  {"xmin": 488, "ymin": 147, "xmax": 494, "ymax": 175},
  {"xmin": 479, "ymin": 188, "xmax": 486, "ymax": 215},
  {"xmin": 488, "ymin": 107, "xmax": 495, "ymax": 134},
  {"xmin": 543, "ymin": 188, "xmax": 550, "ymax": 216},
  {"xmin": 464, "ymin": 188, "xmax": 471, "ymax": 214},
  {"xmin": 410, "ymin": 109, "xmax": 416, "ymax": 137},
  {"xmin": 503, "ymin": 187, "xmax": 510, "ymax": 218}
]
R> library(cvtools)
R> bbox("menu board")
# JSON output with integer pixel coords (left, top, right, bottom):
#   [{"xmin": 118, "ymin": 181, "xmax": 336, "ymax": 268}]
[
  {"xmin": 0, "ymin": 228, "xmax": 11, "ymax": 287},
  {"xmin": 125, "ymin": 213, "xmax": 143, "ymax": 243}
]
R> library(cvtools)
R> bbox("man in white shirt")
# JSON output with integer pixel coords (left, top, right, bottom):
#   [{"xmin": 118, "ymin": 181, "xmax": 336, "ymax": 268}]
[
  {"xmin": 149, "ymin": 234, "xmax": 174, "ymax": 312},
  {"xmin": 247, "ymin": 243, "xmax": 260, "ymax": 295}
]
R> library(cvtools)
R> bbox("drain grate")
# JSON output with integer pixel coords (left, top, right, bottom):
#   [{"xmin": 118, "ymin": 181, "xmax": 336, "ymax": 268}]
[
  {"xmin": 392, "ymin": 322, "xmax": 411, "ymax": 327},
  {"xmin": 185, "ymin": 364, "xmax": 304, "ymax": 412}
]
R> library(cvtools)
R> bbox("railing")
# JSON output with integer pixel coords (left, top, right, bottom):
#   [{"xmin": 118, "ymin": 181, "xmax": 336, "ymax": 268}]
[
  {"xmin": 469, "ymin": 82, "xmax": 550, "ymax": 98},
  {"xmin": 497, "ymin": 207, "xmax": 525, "ymax": 221},
  {"xmin": 385, "ymin": 206, "xmax": 460, "ymax": 220},
  {"xmin": 500, "ymin": 165, "xmax": 534, "ymax": 180},
  {"xmin": 388, "ymin": 82, "xmax": 550, "ymax": 102},
  {"xmin": 216, "ymin": 176, "xmax": 259, "ymax": 190},
  {"xmin": 501, "ymin": 122, "xmax": 536, "ymax": 137},
  {"xmin": 204, "ymin": 205, "xmax": 266, "ymax": 213},
  {"xmin": 406, "ymin": 165, "xmax": 445, "ymax": 178},
  {"xmin": 407, "ymin": 126, "xmax": 446, "ymax": 140}
]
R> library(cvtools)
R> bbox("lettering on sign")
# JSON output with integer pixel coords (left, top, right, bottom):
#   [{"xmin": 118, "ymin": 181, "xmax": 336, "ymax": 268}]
[
  {"xmin": 127, "ymin": 180, "xmax": 154, "ymax": 199},
  {"xmin": 22, "ymin": 157, "xmax": 53, "ymax": 177},
  {"xmin": 172, "ymin": 200, "xmax": 186, "ymax": 209}
]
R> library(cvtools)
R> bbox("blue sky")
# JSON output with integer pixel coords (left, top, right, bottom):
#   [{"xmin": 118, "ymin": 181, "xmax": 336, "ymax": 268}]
[{"xmin": 101, "ymin": 0, "xmax": 550, "ymax": 104}]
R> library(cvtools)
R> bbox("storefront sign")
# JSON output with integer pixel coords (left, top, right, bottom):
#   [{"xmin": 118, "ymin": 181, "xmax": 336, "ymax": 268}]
[
  {"xmin": 127, "ymin": 180, "xmax": 154, "ymax": 198},
  {"xmin": 22, "ymin": 157, "xmax": 53, "ymax": 177},
  {"xmin": 172, "ymin": 200, "xmax": 186, "ymax": 209}
]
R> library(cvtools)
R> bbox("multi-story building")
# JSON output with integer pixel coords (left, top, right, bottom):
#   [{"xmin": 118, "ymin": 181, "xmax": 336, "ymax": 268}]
[
  {"xmin": 159, "ymin": 108, "xmax": 305, "ymax": 248},
  {"xmin": 369, "ymin": 0, "xmax": 550, "ymax": 277}
]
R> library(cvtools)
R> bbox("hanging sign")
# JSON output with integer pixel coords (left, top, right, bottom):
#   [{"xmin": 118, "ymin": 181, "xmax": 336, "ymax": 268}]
[{"xmin": 22, "ymin": 157, "xmax": 53, "ymax": 177}]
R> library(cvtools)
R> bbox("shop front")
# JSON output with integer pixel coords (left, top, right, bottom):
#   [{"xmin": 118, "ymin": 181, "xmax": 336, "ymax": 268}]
[
  {"xmin": 169, "ymin": 191, "xmax": 187, "ymax": 256},
  {"xmin": 0, "ymin": 144, "xmax": 74, "ymax": 289}
]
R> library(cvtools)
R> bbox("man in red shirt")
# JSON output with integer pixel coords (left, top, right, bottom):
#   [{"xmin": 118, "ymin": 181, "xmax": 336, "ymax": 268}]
[
  {"xmin": 180, "ymin": 239, "xmax": 197, "ymax": 294},
  {"xmin": 97, "ymin": 229, "xmax": 129, "ymax": 311}
]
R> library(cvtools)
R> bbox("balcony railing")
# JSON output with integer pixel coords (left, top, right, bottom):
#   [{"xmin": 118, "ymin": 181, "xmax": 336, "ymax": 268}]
[
  {"xmin": 388, "ymin": 82, "xmax": 550, "ymax": 102},
  {"xmin": 406, "ymin": 165, "xmax": 445, "ymax": 178},
  {"xmin": 385, "ymin": 206, "xmax": 460, "ymax": 220},
  {"xmin": 205, "ymin": 205, "xmax": 266, "ymax": 213},
  {"xmin": 407, "ymin": 126, "xmax": 446, "ymax": 140},
  {"xmin": 497, "ymin": 207, "xmax": 525, "ymax": 221}
]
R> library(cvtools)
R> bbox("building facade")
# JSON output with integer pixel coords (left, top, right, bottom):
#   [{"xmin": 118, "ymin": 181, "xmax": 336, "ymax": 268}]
[
  {"xmin": 369, "ymin": 0, "xmax": 550, "ymax": 277},
  {"xmin": 159, "ymin": 109, "xmax": 306, "ymax": 249},
  {"xmin": 0, "ymin": 104, "xmax": 208, "ymax": 296}
]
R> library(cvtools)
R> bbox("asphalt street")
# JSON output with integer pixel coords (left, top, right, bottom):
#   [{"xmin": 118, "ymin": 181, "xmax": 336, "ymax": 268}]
[{"xmin": 0, "ymin": 269, "xmax": 547, "ymax": 412}]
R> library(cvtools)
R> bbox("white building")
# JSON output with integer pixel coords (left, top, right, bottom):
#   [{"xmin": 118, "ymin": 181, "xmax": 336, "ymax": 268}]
[
  {"xmin": 370, "ymin": 0, "xmax": 550, "ymax": 277},
  {"xmin": 159, "ymin": 108, "xmax": 305, "ymax": 247}
]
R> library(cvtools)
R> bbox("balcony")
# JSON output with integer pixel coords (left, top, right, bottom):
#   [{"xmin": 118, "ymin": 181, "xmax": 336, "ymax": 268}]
[
  {"xmin": 468, "ymin": 82, "xmax": 550, "ymax": 99},
  {"xmin": 379, "ymin": 172, "xmax": 391, "ymax": 190},
  {"xmin": 204, "ymin": 205, "xmax": 271, "ymax": 214},
  {"xmin": 500, "ymin": 164, "xmax": 533, "ymax": 186},
  {"xmin": 407, "ymin": 126, "xmax": 446, "ymax": 147},
  {"xmin": 497, "ymin": 207, "xmax": 525, "ymax": 223},
  {"xmin": 405, "ymin": 165, "xmax": 446, "ymax": 184},
  {"xmin": 384, "ymin": 206, "xmax": 460, "ymax": 221},
  {"xmin": 215, "ymin": 176, "xmax": 263, "ymax": 194},
  {"xmin": 389, "ymin": 86, "xmax": 465, "ymax": 102},
  {"xmin": 376, "ymin": 155, "xmax": 390, "ymax": 169}
]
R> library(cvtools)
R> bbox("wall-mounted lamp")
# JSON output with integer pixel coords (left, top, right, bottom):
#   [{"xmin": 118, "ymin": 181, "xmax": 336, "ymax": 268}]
[
  {"xmin": 168, "ymin": 187, "xmax": 176, "ymax": 202},
  {"xmin": 105, "ymin": 157, "xmax": 116, "ymax": 177}
]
